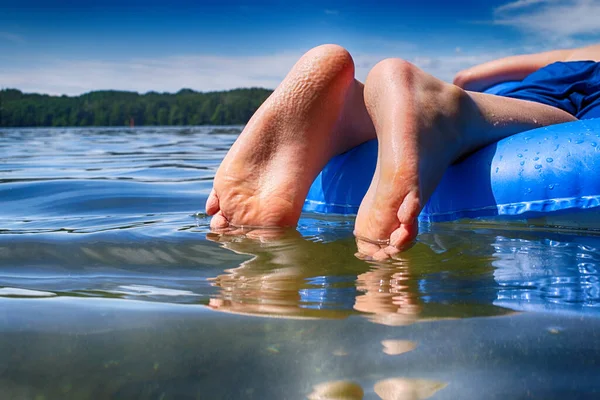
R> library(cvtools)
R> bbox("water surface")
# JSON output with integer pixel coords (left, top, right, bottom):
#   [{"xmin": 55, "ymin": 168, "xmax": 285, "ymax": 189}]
[{"xmin": 2, "ymin": 127, "xmax": 600, "ymax": 399}]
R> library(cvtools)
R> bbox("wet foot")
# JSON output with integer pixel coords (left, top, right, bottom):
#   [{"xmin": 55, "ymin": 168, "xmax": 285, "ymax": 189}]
[
  {"xmin": 354, "ymin": 59, "xmax": 467, "ymax": 259},
  {"xmin": 206, "ymin": 44, "xmax": 369, "ymax": 232}
]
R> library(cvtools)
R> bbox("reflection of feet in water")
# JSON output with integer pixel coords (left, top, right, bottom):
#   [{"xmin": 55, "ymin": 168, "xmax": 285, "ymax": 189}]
[
  {"xmin": 206, "ymin": 44, "xmax": 373, "ymax": 234},
  {"xmin": 205, "ymin": 232, "xmax": 366, "ymax": 319},
  {"xmin": 206, "ymin": 231, "xmax": 512, "ymax": 322},
  {"xmin": 354, "ymin": 262, "xmax": 422, "ymax": 326},
  {"xmin": 206, "ymin": 230, "xmax": 310, "ymax": 318}
]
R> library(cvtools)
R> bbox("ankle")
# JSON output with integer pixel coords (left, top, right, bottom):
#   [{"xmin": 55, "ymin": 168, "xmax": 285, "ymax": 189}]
[{"xmin": 432, "ymin": 83, "xmax": 473, "ymax": 162}]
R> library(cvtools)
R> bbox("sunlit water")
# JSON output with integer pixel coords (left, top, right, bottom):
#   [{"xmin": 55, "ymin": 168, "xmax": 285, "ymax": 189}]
[{"xmin": 2, "ymin": 127, "xmax": 600, "ymax": 399}]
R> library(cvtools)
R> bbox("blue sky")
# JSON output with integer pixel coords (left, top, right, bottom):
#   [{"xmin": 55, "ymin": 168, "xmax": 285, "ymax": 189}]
[{"xmin": 1, "ymin": 0, "xmax": 600, "ymax": 95}]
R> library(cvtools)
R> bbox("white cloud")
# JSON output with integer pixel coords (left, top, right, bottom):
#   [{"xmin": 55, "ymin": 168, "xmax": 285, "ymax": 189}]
[
  {"xmin": 0, "ymin": 47, "xmax": 517, "ymax": 95},
  {"xmin": 493, "ymin": 0, "xmax": 600, "ymax": 40},
  {"xmin": 494, "ymin": 0, "xmax": 549, "ymax": 13},
  {"xmin": 353, "ymin": 49, "xmax": 517, "ymax": 84},
  {"xmin": 409, "ymin": 51, "xmax": 517, "ymax": 82},
  {"xmin": 0, "ymin": 53, "xmax": 302, "ymax": 95}
]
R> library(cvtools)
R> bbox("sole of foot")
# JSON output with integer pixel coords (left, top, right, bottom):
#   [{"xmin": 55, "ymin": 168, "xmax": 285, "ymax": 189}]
[{"xmin": 206, "ymin": 44, "xmax": 357, "ymax": 236}]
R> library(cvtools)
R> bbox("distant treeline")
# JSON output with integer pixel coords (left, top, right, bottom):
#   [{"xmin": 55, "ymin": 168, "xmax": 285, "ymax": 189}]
[{"xmin": 0, "ymin": 88, "xmax": 273, "ymax": 127}]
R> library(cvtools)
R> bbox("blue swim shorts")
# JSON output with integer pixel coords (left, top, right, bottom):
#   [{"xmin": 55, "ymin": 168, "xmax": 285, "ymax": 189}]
[{"xmin": 493, "ymin": 61, "xmax": 600, "ymax": 120}]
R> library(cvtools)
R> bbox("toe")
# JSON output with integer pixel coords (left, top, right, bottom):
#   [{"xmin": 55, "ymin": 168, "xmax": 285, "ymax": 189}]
[
  {"xmin": 396, "ymin": 191, "xmax": 421, "ymax": 225},
  {"xmin": 389, "ymin": 223, "xmax": 418, "ymax": 249},
  {"xmin": 356, "ymin": 237, "xmax": 384, "ymax": 258},
  {"xmin": 372, "ymin": 248, "xmax": 392, "ymax": 261},
  {"xmin": 210, "ymin": 211, "xmax": 230, "ymax": 230},
  {"xmin": 206, "ymin": 189, "xmax": 220, "ymax": 216},
  {"xmin": 381, "ymin": 223, "xmax": 418, "ymax": 257}
]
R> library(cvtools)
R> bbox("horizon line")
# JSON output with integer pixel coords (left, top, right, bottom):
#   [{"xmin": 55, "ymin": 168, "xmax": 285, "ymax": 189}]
[{"xmin": 0, "ymin": 86, "xmax": 276, "ymax": 97}]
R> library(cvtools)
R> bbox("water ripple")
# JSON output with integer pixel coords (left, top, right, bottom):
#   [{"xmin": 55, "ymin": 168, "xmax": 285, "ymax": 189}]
[{"xmin": 3, "ymin": 127, "xmax": 600, "ymax": 320}]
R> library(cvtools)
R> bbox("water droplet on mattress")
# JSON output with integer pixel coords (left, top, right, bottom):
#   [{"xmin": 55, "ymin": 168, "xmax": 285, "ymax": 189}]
[
  {"xmin": 533, "ymin": 157, "xmax": 539, "ymax": 161},
  {"xmin": 546, "ymin": 158, "xmax": 553, "ymax": 163},
  {"xmin": 534, "ymin": 164, "xmax": 542, "ymax": 170}
]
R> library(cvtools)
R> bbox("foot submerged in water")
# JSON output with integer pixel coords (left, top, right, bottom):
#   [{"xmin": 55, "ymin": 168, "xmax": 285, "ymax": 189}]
[
  {"xmin": 353, "ymin": 59, "xmax": 466, "ymax": 260},
  {"xmin": 206, "ymin": 45, "xmax": 357, "ymax": 233},
  {"xmin": 208, "ymin": 50, "xmax": 470, "ymax": 259}
]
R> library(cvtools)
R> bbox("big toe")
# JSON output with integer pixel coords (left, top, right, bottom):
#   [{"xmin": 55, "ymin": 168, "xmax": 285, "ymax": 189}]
[
  {"xmin": 205, "ymin": 189, "xmax": 220, "ymax": 216},
  {"xmin": 384, "ymin": 223, "xmax": 418, "ymax": 255},
  {"xmin": 210, "ymin": 211, "xmax": 230, "ymax": 231}
]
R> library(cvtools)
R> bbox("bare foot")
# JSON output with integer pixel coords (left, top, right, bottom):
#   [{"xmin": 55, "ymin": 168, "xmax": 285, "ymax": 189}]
[
  {"xmin": 206, "ymin": 44, "xmax": 373, "ymax": 232},
  {"xmin": 353, "ymin": 58, "xmax": 575, "ymax": 259},
  {"xmin": 354, "ymin": 59, "xmax": 466, "ymax": 259}
]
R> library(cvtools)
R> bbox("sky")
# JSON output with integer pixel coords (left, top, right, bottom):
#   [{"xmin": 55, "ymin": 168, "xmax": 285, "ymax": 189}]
[{"xmin": 1, "ymin": 0, "xmax": 600, "ymax": 95}]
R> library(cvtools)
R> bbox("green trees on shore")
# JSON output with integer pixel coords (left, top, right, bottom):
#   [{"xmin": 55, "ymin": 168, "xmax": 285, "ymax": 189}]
[{"xmin": 0, "ymin": 88, "xmax": 272, "ymax": 127}]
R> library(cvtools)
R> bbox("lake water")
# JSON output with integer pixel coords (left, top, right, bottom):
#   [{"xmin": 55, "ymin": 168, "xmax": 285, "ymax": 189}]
[{"xmin": 2, "ymin": 126, "xmax": 600, "ymax": 399}]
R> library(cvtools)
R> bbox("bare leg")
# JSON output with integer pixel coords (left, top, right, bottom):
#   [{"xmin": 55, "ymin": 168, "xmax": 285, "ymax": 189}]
[
  {"xmin": 206, "ymin": 44, "xmax": 374, "ymax": 231},
  {"xmin": 355, "ymin": 59, "xmax": 577, "ymax": 259}
]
